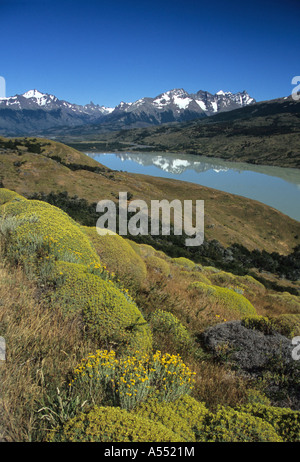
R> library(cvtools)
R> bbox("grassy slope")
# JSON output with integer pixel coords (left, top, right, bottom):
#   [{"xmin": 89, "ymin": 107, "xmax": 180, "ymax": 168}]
[
  {"xmin": 0, "ymin": 136, "xmax": 300, "ymax": 256},
  {"xmin": 0, "ymin": 196, "xmax": 299, "ymax": 441}
]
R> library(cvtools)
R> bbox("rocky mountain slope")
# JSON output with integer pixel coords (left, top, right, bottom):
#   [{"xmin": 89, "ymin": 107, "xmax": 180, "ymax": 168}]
[
  {"xmin": 0, "ymin": 88, "xmax": 255, "ymax": 136},
  {"xmin": 76, "ymin": 95, "xmax": 300, "ymax": 168}
]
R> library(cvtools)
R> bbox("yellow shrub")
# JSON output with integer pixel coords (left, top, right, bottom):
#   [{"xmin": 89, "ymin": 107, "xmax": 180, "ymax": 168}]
[
  {"xmin": 172, "ymin": 257, "xmax": 196, "ymax": 270},
  {"xmin": 276, "ymin": 314, "xmax": 300, "ymax": 337},
  {"xmin": 189, "ymin": 281, "xmax": 256, "ymax": 316},
  {"xmin": 238, "ymin": 403, "xmax": 300, "ymax": 442},
  {"xmin": 180, "ymin": 271, "xmax": 211, "ymax": 285},
  {"xmin": 242, "ymin": 314, "xmax": 299, "ymax": 338},
  {"xmin": 199, "ymin": 406, "xmax": 282, "ymax": 442},
  {"xmin": 0, "ymin": 188, "xmax": 24, "ymax": 205},
  {"xmin": 125, "ymin": 239, "xmax": 141, "ymax": 255},
  {"xmin": 209, "ymin": 270, "xmax": 237, "ymax": 285},
  {"xmin": 0, "ymin": 197, "xmax": 99, "ymax": 266},
  {"xmin": 209, "ymin": 271, "xmax": 265, "ymax": 297},
  {"xmin": 136, "ymin": 243, "xmax": 157, "ymax": 257},
  {"xmin": 241, "ymin": 315, "xmax": 275, "ymax": 334},
  {"xmin": 52, "ymin": 261, "xmax": 152, "ymax": 354},
  {"xmin": 240, "ymin": 275, "xmax": 265, "ymax": 291},
  {"xmin": 145, "ymin": 255, "xmax": 171, "ymax": 277},
  {"xmin": 70, "ymin": 349, "xmax": 196, "ymax": 410},
  {"xmin": 135, "ymin": 395, "xmax": 208, "ymax": 441},
  {"xmin": 82, "ymin": 226, "xmax": 147, "ymax": 290},
  {"xmin": 49, "ymin": 405, "xmax": 183, "ymax": 442},
  {"xmin": 150, "ymin": 309, "xmax": 192, "ymax": 353}
]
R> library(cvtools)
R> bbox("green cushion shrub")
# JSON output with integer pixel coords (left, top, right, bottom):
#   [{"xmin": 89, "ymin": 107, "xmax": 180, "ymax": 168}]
[
  {"xmin": 198, "ymin": 406, "xmax": 282, "ymax": 442},
  {"xmin": 82, "ymin": 226, "xmax": 147, "ymax": 290},
  {"xmin": 52, "ymin": 261, "xmax": 152, "ymax": 355},
  {"xmin": 245, "ymin": 388, "xmax": 271, "ymax": 406},
  {"xmin": 0, "ymin": 188, "xmax": 24, "ymax": 205},
  {"xmin": 241, "ymin": 315, "xmax": 275, "ymax": 335},
  {"xmin": 145, "ymin": 255, "xmax": 171, "ymax": 277},
  {"xmin": 237, "ymin": 403, "xmax": 300, "ymax": 442},
  {"xmin": 189, "ymin": 281, "xmax": 256, "ymax": 317},
  {"xmin": 172, "ymin": 257, "xmax": 196, "ymax": 270},
  {"xmin": 135, "ymin": 395, "xmax": 208, "ymax": 442},
  {"xmin": 135, "ymin": 243, "xmax": 157, "ymax": 257},
  {"xmin": 180, "ymin": 271, "xmax": 211, "ymax": 285},
  {"xmin": 241, "ymin": 314, "xmax": 298, "ymax": 338},
  {"xmin": 275, "ymin": 314, "xmax": 300, "ymax": 337},
  {"xmin": 0, "ymin": 196, "xmax": 99, "ymax": 266},
  {"xmin": 209, "ymin": 271, "xmax": 265, "ymax": 294},
  {"xmin": 49, "ymin": 405, "xmax": 183, "ymax": 442},
  {"xmin": 150, "ymin": 309, "xmax": 193, "ymax": 353}
]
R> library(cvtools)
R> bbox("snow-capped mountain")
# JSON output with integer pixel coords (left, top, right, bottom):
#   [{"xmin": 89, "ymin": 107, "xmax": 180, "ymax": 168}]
[
  {"xmin": 0, "ymin": 87, "xmax": 255, "ymax": 136},
  {"xmin": 0, "ymin": 89, "xmax": 114, "ymax": 115},
  {"xmin": 122, "ymin": 88, "xmax": 254, "ymax": 117}
]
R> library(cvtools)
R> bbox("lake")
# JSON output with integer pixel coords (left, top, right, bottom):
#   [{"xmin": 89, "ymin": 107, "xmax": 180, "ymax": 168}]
[{"xmin": 86, "ymin": 151, "xmax": 300, "ymax": 222}]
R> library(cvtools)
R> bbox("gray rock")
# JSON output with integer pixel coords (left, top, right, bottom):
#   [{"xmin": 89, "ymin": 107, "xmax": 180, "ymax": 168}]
[
  {"xmin": 200, "ymin": 321, "xmax": 300, "ymax": 409},
  {"xmin": 200, "ymin": 321, "xmax": 294, "ymax": 374}
]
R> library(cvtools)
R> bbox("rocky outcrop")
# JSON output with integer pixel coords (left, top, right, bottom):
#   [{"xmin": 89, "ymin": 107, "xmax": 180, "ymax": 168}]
[{"xmin": 200, "ymin": 321, "xmax": 300, "ymax": 409}]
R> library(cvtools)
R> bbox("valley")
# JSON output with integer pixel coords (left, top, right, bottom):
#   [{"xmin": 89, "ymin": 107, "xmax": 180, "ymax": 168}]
[
  {"xmin": 62, "ymin": 95, "xmax": 300, "ymax": 169},
  {"xmin": 1, "ymin": 135, "xmax": 300, "ymax": 443}
]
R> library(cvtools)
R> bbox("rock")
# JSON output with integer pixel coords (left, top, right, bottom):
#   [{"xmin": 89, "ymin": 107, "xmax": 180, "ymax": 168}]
[
  {"xmin": 200, "ymin": 321, "xmax": 294, "ymax": 374},
  {"xmin": 200, "ymin": 321, "xmax": 300, "ymax": 409}
]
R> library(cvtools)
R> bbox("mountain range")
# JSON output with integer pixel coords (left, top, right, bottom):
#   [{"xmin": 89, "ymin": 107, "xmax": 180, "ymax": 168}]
[{"xmin": 0, "ymin": 88, "xmax": 255, "ymax": 136}]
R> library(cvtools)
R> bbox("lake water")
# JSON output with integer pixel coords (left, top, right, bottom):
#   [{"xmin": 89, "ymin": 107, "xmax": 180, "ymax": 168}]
[{"xmin": 86, "ymin": 151, "xmax": 300, "ymax": 222}]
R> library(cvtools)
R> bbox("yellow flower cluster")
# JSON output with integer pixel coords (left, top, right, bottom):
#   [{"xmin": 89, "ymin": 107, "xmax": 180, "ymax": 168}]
[
  {"xmin": 116, "ymin": 352, "xmax": 151, "ymax": 408},
  {"xmin": 72, "ymin": 349, "xmax": 117, "ymax": 381},
  {"xmin": 71, "ymin": 349, "xmax": 197, "ymax": 410},
  {"xmin": 152, "ymin": 351, "xmax": 196, "ymax": 400}
]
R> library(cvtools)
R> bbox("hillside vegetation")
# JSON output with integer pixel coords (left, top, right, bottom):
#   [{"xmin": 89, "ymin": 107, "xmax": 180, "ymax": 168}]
[
  {"xmin": 1, "ymin": 136, "xmax": 300, "ymax": 258},
  {"xmin": 0, "ymin": 188, "xmax": 299, "ymax": 442},
  {"xmin": 0, "ymin": 137, "xmax": 299, "ymax": 442}
]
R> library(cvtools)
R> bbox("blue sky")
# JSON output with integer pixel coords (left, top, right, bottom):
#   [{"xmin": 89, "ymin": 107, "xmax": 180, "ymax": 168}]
[{"xmin": 0, "ymin": 0, "xmax": 299, "ymax": 107}]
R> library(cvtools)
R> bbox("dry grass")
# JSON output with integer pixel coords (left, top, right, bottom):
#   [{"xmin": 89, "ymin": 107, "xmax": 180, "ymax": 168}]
[
  {"xmin": 136, "ymin": 266, "xmax": 251, "ymax": 335},
  {"xmin": 190, "ymin": 358, "xmax": 250, "ymax": 411},
  {"xmin": 0, "ymin": 260, "xmax": 97, "ymax": 442},
  {"xmin": 134, "ymin": 266, "xmax": 253, "ymax": 410}
]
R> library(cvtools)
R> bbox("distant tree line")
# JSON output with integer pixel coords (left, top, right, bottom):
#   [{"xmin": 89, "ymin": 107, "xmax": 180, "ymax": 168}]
[
  {"xmin": 48, "ymin": 155, "xmax": 110, "ymax": 174},
  {"xmin": 0, "ymin": 138, "xmax": 50, "ymax": 154}
]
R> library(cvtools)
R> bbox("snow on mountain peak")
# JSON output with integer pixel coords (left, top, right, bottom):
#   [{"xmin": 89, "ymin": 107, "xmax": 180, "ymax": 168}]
[
  {"xmin": 216, "ymin": 90, "xmax": 233, "ymax": 97},
  {"xmin": 21, "ymin": 89, "xmax": 58, "ymax": 107},
  {"xmin": 22, "ymin": 89, "xmax": 46, "ymax": 99},
  {"xmin": 0, "ymin": 87, "xmax": 256, "ymax": 132}
]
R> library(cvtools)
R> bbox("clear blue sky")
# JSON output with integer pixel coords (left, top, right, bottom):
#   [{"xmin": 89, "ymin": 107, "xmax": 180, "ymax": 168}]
[{"xmin": 1, "ymin": 0, "xmax": 299, "ymax": 107}]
